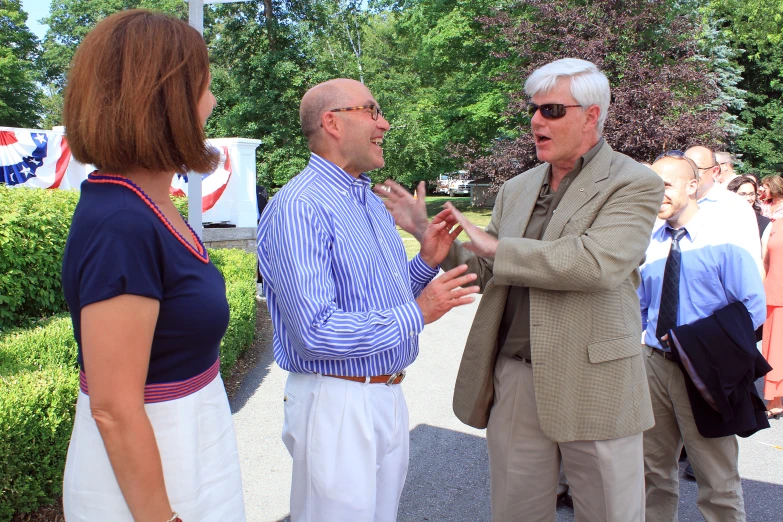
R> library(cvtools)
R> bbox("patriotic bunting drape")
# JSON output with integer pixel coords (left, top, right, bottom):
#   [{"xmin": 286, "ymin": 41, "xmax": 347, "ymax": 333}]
[
  {"xmin": 0, "ymin": 130, "xmax": 72, "ymax": 189},
  {"xmin": 169, "ymin": 145, "xmax": 232, "ymax": 212},
  {"xmin": 1, "ymin": 129, "xmax": 233, "ymax": 213}
]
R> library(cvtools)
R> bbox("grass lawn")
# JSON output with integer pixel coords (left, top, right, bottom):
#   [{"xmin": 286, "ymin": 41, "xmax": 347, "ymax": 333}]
[{"xmin": 397, "ymin": 196, "xmax": 494, "ymax": 259}]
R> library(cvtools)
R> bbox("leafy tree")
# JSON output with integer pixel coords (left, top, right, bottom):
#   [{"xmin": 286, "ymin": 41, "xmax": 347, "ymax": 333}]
[
  {"xmin": 37, "ymin": 83, "xmax": 63, "ymax": 129},
  {"xmin": 360, "ymin": 0, "xmax": 513, "ymax": 186},
  {"xmin": 205, "ymin": 1, "xmax": 324, "ymax": 189},
  {"xmin": 465, "ymin": 0, "xmax": 726, "ymax": 187},
  {"xmin": 706, "ymin": 0, "xmax": 783, "ymax": 176},
  {"xmin": 308, "ymin": 0, "xmax": 369, "ymax": 83},
  {"xmin": 697, "ymin": 8, "xmax": 746, "ymax": 140},
  {"xmin": 37, "ymin": 0, "xmax": 185, "ymax": 126},
  {"xmin": 41, "ymin": 0, "xmax": 186, "ymax": 87},
  {"xmin": 0, "ymin": 0, "xmax": 40, "ymax": 127}
]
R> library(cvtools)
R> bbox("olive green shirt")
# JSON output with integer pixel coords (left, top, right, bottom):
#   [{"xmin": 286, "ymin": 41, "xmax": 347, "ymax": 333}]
[{"xmin": 498, "ymin": 138, "xmax": 604, "ymax": 362}]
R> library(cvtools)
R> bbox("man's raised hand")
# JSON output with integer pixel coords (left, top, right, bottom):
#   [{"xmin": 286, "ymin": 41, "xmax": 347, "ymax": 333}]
[
  {"xmin": 444, "ymin": 202, "xmax": 499, "ymax": 260},
  {"xmin": 419, "ymin": 208, "xmax": 463, "ymax": 268},
  {"xmin": 374, "ymin": 180, "xmax": 429, "ymax": 240},
  {"xmin": 416, "ymin": 265, "xmax": 479, "ymax": 324}
]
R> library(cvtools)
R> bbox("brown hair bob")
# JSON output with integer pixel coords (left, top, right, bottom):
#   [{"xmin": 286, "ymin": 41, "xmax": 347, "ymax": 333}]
[{"xmin": 63, "ymin": 9, "xmax": 218, "ymax": 174}]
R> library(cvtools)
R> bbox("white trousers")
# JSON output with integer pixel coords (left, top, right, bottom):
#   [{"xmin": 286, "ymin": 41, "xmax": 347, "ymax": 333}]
[
  {"xmin": 63, "ymin": 375, "xmax": 245, "ymax": 521},
  {"xmin": 282, "ymin": 372, "xmax": 409, "ymax": 522}
]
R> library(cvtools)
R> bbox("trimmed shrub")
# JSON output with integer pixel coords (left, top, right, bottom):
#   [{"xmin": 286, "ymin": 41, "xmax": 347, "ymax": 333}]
[
  {"xmin": 0, "ymin": 186, "xmax": 190, "ymax": 330},
  {"xmin": 0, "ymin": 187, "xmax": 79, "ymax": 330},
  {"xmin": 210, "ymin": 248, "xmax": 257, "ymax": 378},
  {"xmin": 0, "ymin": 250, "xmax": 255, "ymax": 519},
  {"xmin": 0, "ymin": 315, "xmax": 77, "ymax": 520}
]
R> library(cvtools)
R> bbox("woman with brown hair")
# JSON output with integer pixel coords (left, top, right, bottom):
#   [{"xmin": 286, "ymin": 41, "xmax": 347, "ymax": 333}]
[
  {"xmin": 60, "ymin": 10, "xmax": 245, "ymax": 521},
  {"xmin": 727, "ymin": 174, "xmax": 771, "ymax": 260},
  {"xmin": 760, "ymin": 174, "xmax": 783, "ymax": 222}
]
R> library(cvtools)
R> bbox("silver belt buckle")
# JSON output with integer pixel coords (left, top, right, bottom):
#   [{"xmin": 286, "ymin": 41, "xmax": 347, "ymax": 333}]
[{"xmin": 386, "ymin": 370, "xmax": 406, "ymax": 386}]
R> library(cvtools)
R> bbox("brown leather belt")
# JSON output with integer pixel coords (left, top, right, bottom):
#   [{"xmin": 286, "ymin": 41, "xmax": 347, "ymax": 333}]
[{"xmin": 324, "ymin": 371, "xmax": 406, "ymax": 385}]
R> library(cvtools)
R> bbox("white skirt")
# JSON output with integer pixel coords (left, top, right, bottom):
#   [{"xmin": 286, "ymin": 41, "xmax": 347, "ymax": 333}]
[{"xmin": 63, "ymin": 375, "xmax": 245, "ymax": 521}]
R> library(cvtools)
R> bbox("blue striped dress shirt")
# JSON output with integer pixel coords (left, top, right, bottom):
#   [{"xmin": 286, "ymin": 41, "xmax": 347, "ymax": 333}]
[{"xmin": 256, "ymin": 153, "xmax": 438, "ymax": 376}]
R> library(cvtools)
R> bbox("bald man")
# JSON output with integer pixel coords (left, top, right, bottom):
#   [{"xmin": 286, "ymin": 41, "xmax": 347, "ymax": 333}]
[
  {"xmin": 256, "ymin": 79, "xmax": 478, "ymax": 521},
  {"xmin": 685, "ymin": 146, "xmax": 763, "ymax": 274},
  {"xmin": 639, "ymin": 153, "xmax": 764, "ymax": 521}
]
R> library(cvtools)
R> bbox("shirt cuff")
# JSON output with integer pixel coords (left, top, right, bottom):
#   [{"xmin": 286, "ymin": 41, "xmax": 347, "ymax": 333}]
[
  {"xmin": 410, "ymin": 254, "xmax": 439, "ymax": 284},
  {"xmin": 391, "ymin": 301, "xmax": 425, "ymax": 342}
]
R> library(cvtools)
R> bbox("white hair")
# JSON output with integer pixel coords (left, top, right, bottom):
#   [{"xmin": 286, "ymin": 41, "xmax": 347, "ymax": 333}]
[
  {"xmin": 524, "ymin": 58, "xmax": 611, "ymax": 134},
  {"xmin": 715, "ymin": 151, "xmax": 733, "ymax": 166}
]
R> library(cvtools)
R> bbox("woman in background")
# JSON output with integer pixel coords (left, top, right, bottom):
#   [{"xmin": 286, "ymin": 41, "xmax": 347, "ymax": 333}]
[
  {"xmin": 762, "ymin": 217, "xmax": 783, "ymax": 418},
  {"xmin": 727, "ymin": 174, "xmax": 771, "ymax": 261},
  {"xmin": 760, "ymin": 175, "xmax": 783, "ymax": 222},
  {"xmin": 61, "ymin": 10, "xmax": 245, "ymax": 521}
]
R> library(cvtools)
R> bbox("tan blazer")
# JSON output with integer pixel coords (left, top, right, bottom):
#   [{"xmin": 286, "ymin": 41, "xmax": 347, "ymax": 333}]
[{"xmin": 443, "ymin": 142, "xmax": 664, "ymax": 442}]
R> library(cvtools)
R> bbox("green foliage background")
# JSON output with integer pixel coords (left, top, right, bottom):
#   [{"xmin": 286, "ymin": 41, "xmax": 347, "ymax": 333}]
[
  {"xmin": 705, "ymin": 0, "xmax": 783, "ymax": 176},
  {"xmin": 2, "ymin": 0, "xmax": 782, "ymax": 180},
  {"xmin": 0, "ymin": 186, "xmax": 79, "ymax": 330},
  {"xmin": 0, "ymin": 0, "xmax": 41, "ymax": 127}
]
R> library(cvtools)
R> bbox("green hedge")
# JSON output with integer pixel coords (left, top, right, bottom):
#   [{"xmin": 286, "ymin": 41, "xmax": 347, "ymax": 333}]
[
  {"xmin": 210, "ymin": 248, "xmax": 257, "ymax": 379},
  {"xmin": 0, "ymin": 187, "xmax": 80, "ymax": 330},
  {"xmin": 0, "ymin": 248, "xmax": 256, "ymax": 520},
  {"xmin": 0, "ymin": 186, "xmax": 190, "ymax": 331}
]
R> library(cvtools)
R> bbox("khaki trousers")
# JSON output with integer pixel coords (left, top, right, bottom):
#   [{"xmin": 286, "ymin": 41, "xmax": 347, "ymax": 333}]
[
  {"xmin": 643, "ymin": 346, "xmax": 745, "ymax": 522},
  {"xmin": 486, "ymin": 356, "xmax": 645, "ymax": 522}
]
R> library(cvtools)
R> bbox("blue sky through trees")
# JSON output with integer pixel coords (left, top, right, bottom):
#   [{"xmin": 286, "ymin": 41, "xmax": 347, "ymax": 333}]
[{"xmin": 21, "ymin": 0, "xmax": 49, "ymax": 40}]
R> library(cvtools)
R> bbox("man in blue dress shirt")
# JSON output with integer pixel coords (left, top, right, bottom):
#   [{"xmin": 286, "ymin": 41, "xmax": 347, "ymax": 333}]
[
  {"xmin": 257, "ymin": 78, "xmax": 479, "ymax": 522},
  {"xmin": 639, "ymin": 153, "xmax": 765, "ymax": 522},
  {"xmin": 685, "ymin": 145, "xmax": 763, "ymax": 274}
]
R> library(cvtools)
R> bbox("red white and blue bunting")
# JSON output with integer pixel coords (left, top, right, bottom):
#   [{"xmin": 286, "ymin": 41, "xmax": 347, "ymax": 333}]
[
  {"xmin": 169, "ymin": 145, "xmax": 232, "ymax": 212},
  {"xmin": 0, "ymin": 130, "xmax": 71, "ymax": 189},
  {"xmin": 1, "ymin": 129, "xmax": 234, "ymax": 214}
]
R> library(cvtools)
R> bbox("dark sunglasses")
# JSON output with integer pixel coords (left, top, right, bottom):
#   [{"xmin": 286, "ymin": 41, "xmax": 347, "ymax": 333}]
[{"xmin": 527, "ymin": 103, "xmax": 582, "ymax": 119}]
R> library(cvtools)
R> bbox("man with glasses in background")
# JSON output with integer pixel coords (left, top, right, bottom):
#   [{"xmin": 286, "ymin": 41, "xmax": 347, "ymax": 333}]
[
  {"xmin": 379, "ymin": 59, "xmax": 664, "ymax": 521},
  {"xmin": 715, "ymin": 151, "xmax": 739, "ymax": 188},
  {"xmin": 685, "ymin": 146, "xmax": 763, "ymax": 272},
  {"xmin": 257, "ymin": 78, "xmax": 479, "ymax": 521},
  {"xmin": 639, "ymin": 152, "xmax": 764, "ymax": 521}
]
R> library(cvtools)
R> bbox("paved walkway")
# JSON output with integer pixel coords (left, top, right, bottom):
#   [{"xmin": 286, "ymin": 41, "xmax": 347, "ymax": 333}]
[{"xmin": 231, "ymin": 296, "xmax": 783, "ymax": 521}]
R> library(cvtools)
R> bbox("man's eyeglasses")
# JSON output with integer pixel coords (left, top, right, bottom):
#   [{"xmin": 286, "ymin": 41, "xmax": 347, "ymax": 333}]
[
  {"xmin": 527, "ymin": 103, "xmax": 582, "ymax": 119},
  {"xmin": 329, "ymin": 105, "xmax": 384, "ymax": 121},
  {"xmin": 653, "ymin": 150, "xmax": 700, "ymax": 179}
]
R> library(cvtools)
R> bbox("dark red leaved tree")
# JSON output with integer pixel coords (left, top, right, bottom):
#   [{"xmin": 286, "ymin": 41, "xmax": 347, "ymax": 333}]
[{"xmin": 463, "ymin": 0, "xmax": 725, "ymax": 189}]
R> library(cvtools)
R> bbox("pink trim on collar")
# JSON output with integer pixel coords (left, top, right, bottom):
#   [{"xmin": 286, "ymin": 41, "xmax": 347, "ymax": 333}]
[{"xmin": 87, "ymin": 172, "xmax": 209, "ymax": 263}]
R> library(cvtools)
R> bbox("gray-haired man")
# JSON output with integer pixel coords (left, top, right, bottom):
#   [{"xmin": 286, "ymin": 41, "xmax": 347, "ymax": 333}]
[{"xmin": 378, "ymin": 59, "xmax": 663, "ymax": 521}]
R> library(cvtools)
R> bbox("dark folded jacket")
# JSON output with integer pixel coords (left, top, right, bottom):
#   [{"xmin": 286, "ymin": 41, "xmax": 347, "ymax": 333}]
[{"xmin": 668, "ymin": 301, "xmax": 771, "ymax": 438}]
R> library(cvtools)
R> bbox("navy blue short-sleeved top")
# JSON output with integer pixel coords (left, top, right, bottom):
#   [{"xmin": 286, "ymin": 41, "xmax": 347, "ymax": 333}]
[{"xmin": 62, "ymin": 173, "xmax": 230, "ymax": 397}]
